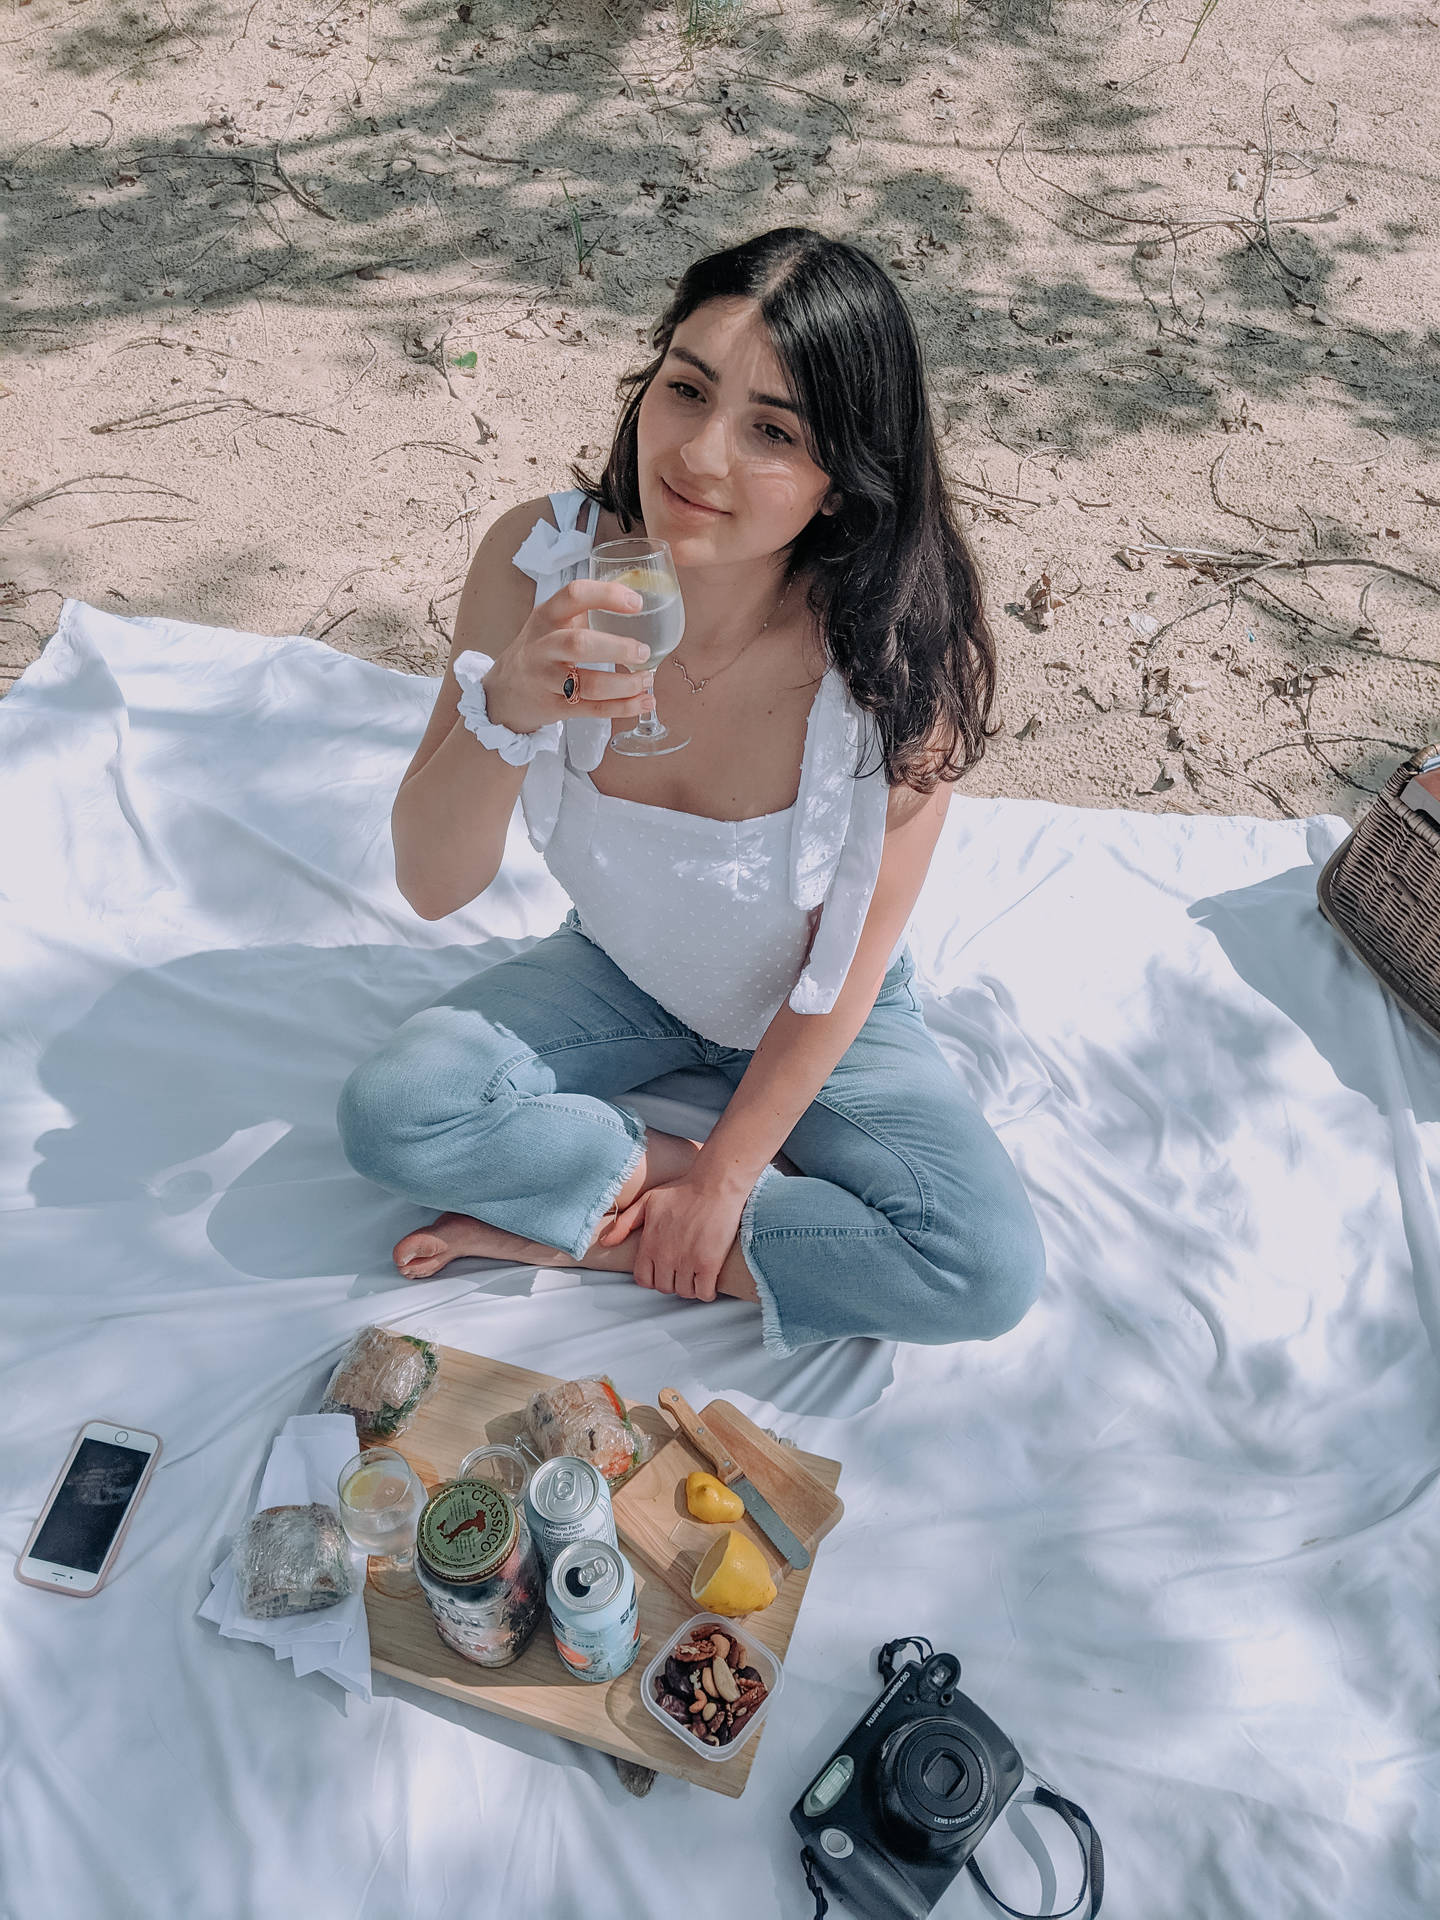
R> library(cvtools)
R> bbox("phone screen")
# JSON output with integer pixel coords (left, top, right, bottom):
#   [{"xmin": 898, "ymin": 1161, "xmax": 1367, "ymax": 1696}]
[{"xmin": 30, "ymin": 1438, "xmax": 150, "ymax": 1573}]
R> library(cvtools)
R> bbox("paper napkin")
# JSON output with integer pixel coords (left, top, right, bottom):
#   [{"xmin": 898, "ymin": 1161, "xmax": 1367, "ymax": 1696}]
[{"xmin": 199, "ymin": 1413, "xmax": 373, "ymax": 1702}]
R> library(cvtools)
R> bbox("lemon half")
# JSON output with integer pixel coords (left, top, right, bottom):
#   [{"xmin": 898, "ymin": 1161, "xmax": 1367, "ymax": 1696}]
[
  {"xmin": 685, "ymin": 1471, "xmax": 745, "ymax": 1524},
  {"xmin": 690, "ymin": 1528, "xmax": 778, "ymax": 1616}
]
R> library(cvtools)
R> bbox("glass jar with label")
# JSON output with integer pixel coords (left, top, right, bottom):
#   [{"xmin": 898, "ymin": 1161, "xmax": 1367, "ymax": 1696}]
[{"xmin": 415, "ymin": 1479, "xmax": 543, "ymax": 1668}]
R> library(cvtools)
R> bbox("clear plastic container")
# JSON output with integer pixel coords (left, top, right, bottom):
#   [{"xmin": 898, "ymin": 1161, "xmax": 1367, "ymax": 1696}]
[{"xmin": 639, "ymin": 1613, "xmax": 783, "ymax": 1763}]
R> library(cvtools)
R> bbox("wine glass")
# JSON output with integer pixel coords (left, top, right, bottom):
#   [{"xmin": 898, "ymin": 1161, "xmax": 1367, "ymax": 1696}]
[
  {"xmin": 337, "ymin": 1447, "xmax": 426, "ymax": 1598},
  {"xmin": 586, "ymin": 536, "xmax": 688, "ymax": 756}
]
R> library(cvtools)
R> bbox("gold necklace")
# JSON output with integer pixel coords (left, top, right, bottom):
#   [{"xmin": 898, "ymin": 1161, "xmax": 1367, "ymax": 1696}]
[{"xmin": 671, "ymin": 579, "xmax": 793, "ymax": 694}]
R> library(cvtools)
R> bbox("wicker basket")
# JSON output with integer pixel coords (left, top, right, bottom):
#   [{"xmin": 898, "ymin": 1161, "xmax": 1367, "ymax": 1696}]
[{"xmin": 1317, "ymin": 745, "xmax": 1440, "ymax": 1043}]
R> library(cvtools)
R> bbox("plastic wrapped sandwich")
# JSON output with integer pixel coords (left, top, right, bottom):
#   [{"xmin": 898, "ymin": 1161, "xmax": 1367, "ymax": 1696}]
[
  {"xmin": 237, "ymin": 1503, "xmax": 355, "ymax": 1619},
  {"xmin": 319, "ymin": 1326, "xmax": 439, "ymax": 1440},
  {"xmin": 524, "ymin": 1376, "xmax": 651, "ymax": 1489}
]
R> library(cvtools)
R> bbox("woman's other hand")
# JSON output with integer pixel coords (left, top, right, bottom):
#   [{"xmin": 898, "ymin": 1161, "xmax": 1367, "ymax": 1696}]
[{"xmin": 599, "ymin": 1173, "xmax": 748, "ymax": 1302}]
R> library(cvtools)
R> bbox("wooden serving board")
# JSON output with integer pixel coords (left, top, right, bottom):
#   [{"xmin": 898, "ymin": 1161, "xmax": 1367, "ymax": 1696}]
[
  {"xmin": 365, "ymin": 1345, "xmax": 841, "ymax": 1799},
  {"xmin": 612, "ymin": 1400, "xmax": 844, "ymax": 1611}
]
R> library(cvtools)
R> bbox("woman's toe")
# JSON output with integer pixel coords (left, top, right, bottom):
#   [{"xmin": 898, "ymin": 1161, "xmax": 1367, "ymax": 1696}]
[{"xmin": 393, "ymin": 1229, "xmax": 449, "ymax": 1278}]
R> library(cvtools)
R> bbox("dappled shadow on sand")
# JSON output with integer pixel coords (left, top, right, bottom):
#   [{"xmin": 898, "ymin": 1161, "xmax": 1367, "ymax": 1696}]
[{"xmin": 5, "ymin": 0, "xmax": 1436, "ymax": 458}]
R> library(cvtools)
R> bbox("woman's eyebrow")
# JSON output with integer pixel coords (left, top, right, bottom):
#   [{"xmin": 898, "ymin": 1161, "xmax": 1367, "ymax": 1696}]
[{"xmin": 668, "ymin": 345, "xmax": 800, "ymax": 417}]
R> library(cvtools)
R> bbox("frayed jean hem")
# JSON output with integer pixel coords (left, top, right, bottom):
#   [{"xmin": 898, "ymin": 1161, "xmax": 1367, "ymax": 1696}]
[
  {"xmin": 567, "ymin": 1112, "xmax": 648, "ymax": 1259},
  {"xmin": 740, "ymin": 1166, "xmax": 797, "ymax": 1359}
]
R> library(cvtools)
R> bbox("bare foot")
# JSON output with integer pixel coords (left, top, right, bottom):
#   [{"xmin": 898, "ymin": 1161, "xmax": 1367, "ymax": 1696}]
[
  {"xmin": 389, "ymin": 1131, "xmax": 775, "ymax": 1291},
  {"xmin": 393, "ymin": 1211, "xmax": 553, "ymax": 1280}
]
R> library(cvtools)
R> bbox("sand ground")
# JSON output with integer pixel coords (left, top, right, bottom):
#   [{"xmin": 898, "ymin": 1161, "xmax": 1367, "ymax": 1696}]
[{"xmin": 2, "ymin": 0, "xmax": 1437, "ymax": 821}]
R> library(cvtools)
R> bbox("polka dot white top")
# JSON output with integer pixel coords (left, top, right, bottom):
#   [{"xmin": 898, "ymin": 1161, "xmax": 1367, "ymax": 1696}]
[{"xmin": 507, "ymin": 488, "xmax": 897, "ymax": 1049}]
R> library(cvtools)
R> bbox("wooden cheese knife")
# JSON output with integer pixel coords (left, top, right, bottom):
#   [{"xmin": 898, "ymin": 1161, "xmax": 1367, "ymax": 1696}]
[{"xmin": 657, "ymin": 1387, "xmax": 812, "ymax": 1571}]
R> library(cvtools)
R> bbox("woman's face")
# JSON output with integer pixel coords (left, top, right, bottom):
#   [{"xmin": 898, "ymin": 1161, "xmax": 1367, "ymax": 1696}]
[{"xmin": 634, "ymin": 297, "xmax": 836, "ymax": 565}]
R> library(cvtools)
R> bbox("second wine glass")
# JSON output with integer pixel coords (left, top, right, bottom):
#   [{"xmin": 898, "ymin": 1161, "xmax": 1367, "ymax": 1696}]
[
  {"xmin": 338, "ymin": 1447, "xmax": 426, "ymax": 1598},
  {"xmin": 586, "ymin": 536, "xmax": 688, "ymax": 757}
]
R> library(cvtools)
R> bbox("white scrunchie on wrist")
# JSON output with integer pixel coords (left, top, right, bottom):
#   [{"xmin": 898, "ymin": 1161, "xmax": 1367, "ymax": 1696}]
[{"xmin": 452, "ymin": 650, "xmax": 563, "ymax": 767}]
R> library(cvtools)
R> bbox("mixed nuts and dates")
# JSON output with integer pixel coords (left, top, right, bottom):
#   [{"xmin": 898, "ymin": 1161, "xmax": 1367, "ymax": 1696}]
[{"xmin": 651, "ymin": 1628, "xmax": 769, "ymax": 1747}]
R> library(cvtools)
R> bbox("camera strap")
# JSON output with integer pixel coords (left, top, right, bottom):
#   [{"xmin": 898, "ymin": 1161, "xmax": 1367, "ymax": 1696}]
[
  {"xmin": 800, "ymin": 1846, "xmax": 832, "ymax": 1918},
  {"xmin": 965, "ymin": 1774, "xmax": 1104, "ymax": 1920}
]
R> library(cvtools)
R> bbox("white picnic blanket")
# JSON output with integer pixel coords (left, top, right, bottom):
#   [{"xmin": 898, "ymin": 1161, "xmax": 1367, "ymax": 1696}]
[{"xmin": 2, "ymin": 600, "xmax": 1437, "ymax": 1920}]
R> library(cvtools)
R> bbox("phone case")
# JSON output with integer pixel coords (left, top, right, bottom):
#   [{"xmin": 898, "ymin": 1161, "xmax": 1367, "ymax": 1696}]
[{"xmin": 14, "ymin": 1420, "xmax": 162, "ymax": 1597}]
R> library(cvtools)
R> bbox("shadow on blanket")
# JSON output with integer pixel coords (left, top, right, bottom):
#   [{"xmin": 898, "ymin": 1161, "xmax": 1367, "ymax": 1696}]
[
  {"xmin": 29, "ymin": 937, "xmax": 896, "ymax": 1411},
  {"xmin": 1190, "ymin": 863, "xmax": 1440, "ymax": 1125}
]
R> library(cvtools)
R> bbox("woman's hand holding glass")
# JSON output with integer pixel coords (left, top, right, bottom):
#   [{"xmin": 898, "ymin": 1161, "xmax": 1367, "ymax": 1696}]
[{"xmin": 480, "ymin": 578, "xmax": 656, "ymax": 735}]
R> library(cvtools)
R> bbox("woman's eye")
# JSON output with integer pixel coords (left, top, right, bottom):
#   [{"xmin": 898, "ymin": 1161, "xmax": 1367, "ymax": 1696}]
[{"xmin": 667, "ymin": 381, "xmax": 793, "ymax": 446}]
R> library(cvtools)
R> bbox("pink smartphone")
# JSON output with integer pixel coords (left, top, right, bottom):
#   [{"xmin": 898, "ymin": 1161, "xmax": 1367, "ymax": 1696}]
[{"xmin": 15, "ymin": 1420, "xmax": 162, "ymax": 1597}]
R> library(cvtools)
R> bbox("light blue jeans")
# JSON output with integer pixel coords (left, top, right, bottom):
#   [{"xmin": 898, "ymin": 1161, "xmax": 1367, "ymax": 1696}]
[{"xmin": 337, "ymin": 916, "xmax": 1045, "ymax": 1357}]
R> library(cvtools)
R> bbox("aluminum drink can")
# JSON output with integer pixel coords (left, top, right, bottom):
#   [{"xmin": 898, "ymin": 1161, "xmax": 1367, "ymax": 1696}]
[
  {"xmin": 524, "ymin": 1455, "xmax": 616, "ymax": 1573},
  {"xmin": 547, "ymin": 1539, "xmax": 640, "ymax": 1684},
  {"xmin": 415, "ymin": 1479, "xmax": 544, "ymax": 1668}
]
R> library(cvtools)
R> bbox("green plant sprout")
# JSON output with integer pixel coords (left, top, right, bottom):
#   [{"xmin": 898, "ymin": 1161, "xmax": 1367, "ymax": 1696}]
[
  {"xmin": 682, "ymin": 0, "xmax": 746, "ymax": 49},
  {"xmin": 1181, "ymin": 0, "xmax": 1224, "ymax": 63},
  {"xmin": 560, "ymin": 178, "xmax": 600, "ymax": 276}
]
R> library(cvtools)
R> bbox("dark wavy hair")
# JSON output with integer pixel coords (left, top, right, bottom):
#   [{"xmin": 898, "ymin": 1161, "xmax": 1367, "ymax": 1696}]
[{"xmin": 570, "ymin": 227, "xmax": 997, "ymax": 792}]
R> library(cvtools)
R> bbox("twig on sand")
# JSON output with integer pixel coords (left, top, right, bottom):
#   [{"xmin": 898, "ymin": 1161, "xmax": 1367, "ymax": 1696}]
[
  {"xmin": 374, "ymin": 440, "xmax": 485, "ymax": 464},
  {"xmin": 0, "ymin": 472, "xmax": 196, "ymax": 531},
  {"xmin": 1208, "ymin": 449, "xmax": 1300, "ymax": 537},
  {"xmin": 1251, "ymin": 79, "xmax": 1309, "ymax": 291},
  {"xmin": 85, "ymin": 515, "xmax": 195, "ymax": 529},
  {"xmin": 1247, "ymin": 731, "xmax": 1413, "ymax": 766},
  {"xmin": 1244, "ymin": 775, "xmax": 1300, "ymax": 818},
  {"xmin": 112, "ymin": 335, "xmax": 264, "ymax": 366},
  {"xmin": 0, "ymin": 614, "xmax": 46, "ymax": 642},
  {"xmin": 309, "ymin": 606, "xmax": 357, "ymax": 644},
  {"xmin": 268, "ymin": 143, "xmax": 336, "ymax": 221},
  {"xmin": 71, "ymin": 109, "xmax": 115, "ymax": 152},
  {"xmin": 446, "ymin": 129, "xmax": 527, "ymax": 165},
  {"xmin": 426, "ymin": 594, "xmax": 457, "ymax": 649},
  {"xmin": 91, "ymin": 398, "xmax": 344, "ymax": 437},
  {"xmin": 1135, "ymin": 554, "xmax": 1440, "ymax": 654},
  {"xmin": 711, "ymin": 65, "xmax": 857, "ymax": 140},
  {"xmin": 950, "ymin": 472, "xmax": 1042, "ymax": 508},
  {"xmin": 300, "ymin": 566, "xmax": 382, "ymax": 639},
  {"xmin": 996, "ymin": 125, "xmax": 1349, "ymax": 294},
  {"xmin": 557, "ymin": 46, "xmax": 637, "ymax": 101}
]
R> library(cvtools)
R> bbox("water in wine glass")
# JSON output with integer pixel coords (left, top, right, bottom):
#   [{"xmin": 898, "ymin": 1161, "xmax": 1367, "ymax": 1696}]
[
  {"xmin": 341, "ymin": 1462, "xmax": 418, "ymax": 1555},
  {"xmin": 587, "ymin": 565, "xmax": 686, "ymax": 670},
  {"xmin": 588, "ymin": 538, "xmax": 689, "ymax": 756}
]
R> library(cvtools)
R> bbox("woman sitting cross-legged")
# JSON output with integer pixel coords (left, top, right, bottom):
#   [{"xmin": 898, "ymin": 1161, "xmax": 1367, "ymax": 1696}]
[{"xmin": 337, "ymin": 225, "xmax": 1046, "ymax": 1357}]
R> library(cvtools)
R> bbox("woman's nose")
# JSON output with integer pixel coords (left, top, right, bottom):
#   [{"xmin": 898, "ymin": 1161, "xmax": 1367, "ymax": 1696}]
[{"xmin": 681, "ymin": 406, "xmax": 731, "ymax": 475}]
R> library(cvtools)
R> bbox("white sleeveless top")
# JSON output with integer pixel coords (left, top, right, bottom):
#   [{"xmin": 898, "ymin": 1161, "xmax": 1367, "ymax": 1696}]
[{"xmin": 510, "ymin": 489, "xmax": 896, "ymax": 1049}]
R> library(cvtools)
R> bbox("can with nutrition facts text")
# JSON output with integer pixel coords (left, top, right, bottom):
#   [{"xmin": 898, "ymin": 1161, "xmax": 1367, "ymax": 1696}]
[{"xmin": 524, "ymin": 1455, "xmax": 616, "ymax": 1574}]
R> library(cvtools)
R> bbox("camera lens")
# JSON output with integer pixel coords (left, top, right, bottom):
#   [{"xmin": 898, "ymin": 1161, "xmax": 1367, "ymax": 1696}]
[{"xmin": 873, "ymin": 1719, "xmax": 994, "ymax": 1859}]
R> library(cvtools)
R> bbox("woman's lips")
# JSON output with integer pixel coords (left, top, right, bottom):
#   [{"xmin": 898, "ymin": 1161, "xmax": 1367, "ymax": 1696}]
[{"xmin": 662, "ymin": 477, "xmax": 727, "ymax": 516}]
